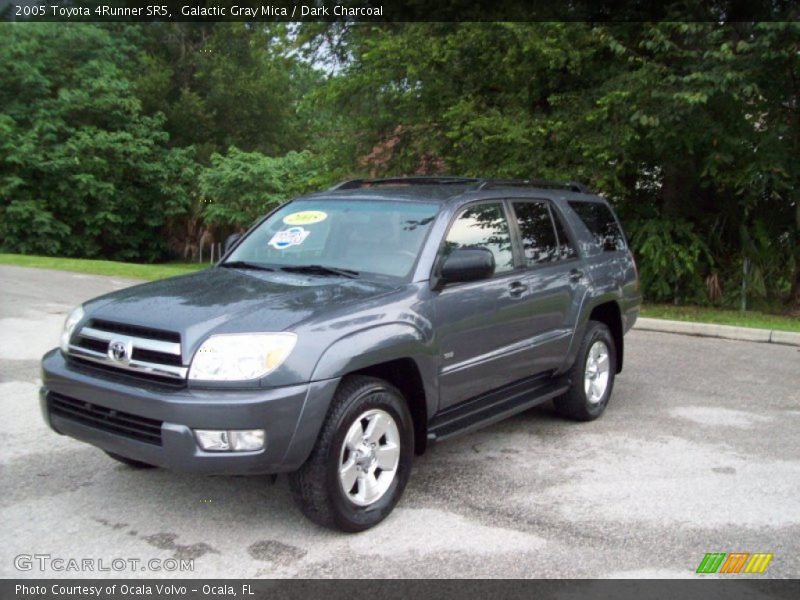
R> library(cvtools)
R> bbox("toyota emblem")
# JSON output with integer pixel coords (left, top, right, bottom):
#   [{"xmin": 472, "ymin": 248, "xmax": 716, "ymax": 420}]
[{"xmin": 108, "ymin": 340, "xmax": 131, "ymax": 363}]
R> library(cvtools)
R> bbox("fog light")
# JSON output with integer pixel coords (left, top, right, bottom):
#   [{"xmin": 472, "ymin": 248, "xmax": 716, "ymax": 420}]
[
  {"xmin": 195, "ymin": 429, "xmax": 265, "ymax": 452},
  {"xmin": 229, "ymin": 429, "xmax": 265, "ymax": 451},
  {"xmin": 195, "ymin": 430, "xmax": 230, "ymax": 451}
]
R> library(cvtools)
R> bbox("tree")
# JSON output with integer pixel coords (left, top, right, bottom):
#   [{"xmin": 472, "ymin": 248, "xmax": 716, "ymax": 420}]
[
  {"xmin": 199, "ymin": 147, "xmax": 317, "ymax": 229},
  {"xmin": 131, "ymin": 23, "xmax": 315, "ymax": 160},
  {"xmin": 300, "ymin": 22, "xmax": 799, "ymax": 308},
  {"xmin": 0, "ymin": 23, "xmax": 196, "ymax": 261},
  {"xmin": 129, "ymin": 23, "xmax": 322, "ymax": 256}
]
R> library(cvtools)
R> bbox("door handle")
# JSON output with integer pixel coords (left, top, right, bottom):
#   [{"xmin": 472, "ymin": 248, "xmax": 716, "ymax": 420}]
[
  {"xmin": 569, "ymin": 269, "xmax": 584, "ymax": 282},
  {"xmin": 508, "ymin": 281, "xmax": 527, "ymax": 297}
]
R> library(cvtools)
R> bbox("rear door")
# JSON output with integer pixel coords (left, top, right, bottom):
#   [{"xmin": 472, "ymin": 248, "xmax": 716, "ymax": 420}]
[
  {"xmin": 567, "ymin": 199, "xmax": 639, "ymax": 330},
  {"xmin": 566, "ymin": 199, "xmax": 630, "ymax": 288},
  {"xmin": 509, "ymin": 199, "xmax": 588, "ymax": 373}
]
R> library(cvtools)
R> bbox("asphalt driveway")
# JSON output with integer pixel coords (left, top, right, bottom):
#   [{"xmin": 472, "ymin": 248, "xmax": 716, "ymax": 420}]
[{"xmin": 1, "ymin": 265, "xmax": 798, "ymax": 578}]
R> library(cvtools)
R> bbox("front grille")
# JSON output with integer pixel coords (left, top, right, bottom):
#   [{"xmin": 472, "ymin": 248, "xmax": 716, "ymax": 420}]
[
  {"xmin": 131, "ymin": 347, "xmax": 183, "ymax": 366},
  {"xmin": 75, "ymin": 336, "xmax": 107, "ymax": 353},
  {"xmin": 49, "ymin": 392, "xmax": 163, "ymax": 446},
  {"xmin": 68, "ymin": 319, "xmax": 186, "ymax": 383},
  {"xmin": 88, "ymin": 319, "xmax": 180, "ymax": 342},
  {"xmin": 68, "ymin": 357, "xmax": 186, "ymax": 388}
]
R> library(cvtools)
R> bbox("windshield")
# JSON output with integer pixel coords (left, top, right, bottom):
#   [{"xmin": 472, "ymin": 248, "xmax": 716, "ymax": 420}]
[{"xmin": 225, "ymin": 199, "xmax": 440, "ymax": 279}]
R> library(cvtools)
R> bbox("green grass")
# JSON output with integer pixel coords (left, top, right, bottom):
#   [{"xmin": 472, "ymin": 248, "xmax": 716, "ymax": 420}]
[
  {"xmin": 641, "ymin": 304, "xmax": 800, "ymax": 333},
  {"xmin": 0, "ymin": 253, "xmax": 206, "ymax": 281}
]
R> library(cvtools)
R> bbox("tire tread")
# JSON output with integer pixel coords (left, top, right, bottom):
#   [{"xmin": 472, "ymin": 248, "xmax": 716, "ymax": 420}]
[
  {"xmin": 288, "ymin": 375, "xmax": 410, "ymax": 531},
  {"xmin": 554, "ymin": 320, "xmax": 616, "ymax": 422}
]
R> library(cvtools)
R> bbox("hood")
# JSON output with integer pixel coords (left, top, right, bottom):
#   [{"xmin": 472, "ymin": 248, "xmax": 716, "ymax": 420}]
[{"xmin": 84, "ymin": 267, "xmax": 396, "ymax": 350}]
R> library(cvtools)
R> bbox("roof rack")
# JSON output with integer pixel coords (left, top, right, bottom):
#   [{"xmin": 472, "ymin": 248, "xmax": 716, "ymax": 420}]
[
  {"xmin": 476, "ymin": 179, "xmax": 590, "ymax": 194},
  {"xmin": 328, "ymin": 176, "xmax": 590, "ymax": 194},
  {"xmin": 329, "ymin": 176, "xmax": 480, "ymax": 190}
]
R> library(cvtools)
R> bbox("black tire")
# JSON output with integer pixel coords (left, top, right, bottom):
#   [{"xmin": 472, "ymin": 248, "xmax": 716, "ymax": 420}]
[
  {"xmin": 105, "ymin": 451, "xmax": 157, "ymax": 469},
  {"xmin": 288, "ymin": 375, "xmax": 414, "ymax": 532},
  {"xmin": 554, "ymin": 320, "xmax": 616, "ymax": 421}
]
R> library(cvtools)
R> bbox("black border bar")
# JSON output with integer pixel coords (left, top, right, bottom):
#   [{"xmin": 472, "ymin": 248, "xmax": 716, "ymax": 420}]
[
  {"xmin": 3, "ymin": 579, "xmax": 800, "ymax": 600},
  {"xmin": 3, "ymin": 0, "xmax": 799, "ymax": 22}
]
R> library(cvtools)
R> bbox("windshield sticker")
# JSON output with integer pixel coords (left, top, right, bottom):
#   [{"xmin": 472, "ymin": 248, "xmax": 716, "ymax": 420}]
[
  {"xmin": 283, "ymin": 210, "xmax": 327, "ymax": 226},
  {"xmin": 268, "ymin": 227, "xmax": 310, "ymax": 250}
]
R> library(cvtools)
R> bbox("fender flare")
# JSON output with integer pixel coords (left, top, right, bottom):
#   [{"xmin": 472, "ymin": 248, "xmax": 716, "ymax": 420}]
[
  {"xmin": 281, "ymin": 323, "xmax": 437, "ymax": 468},
  {"xmin": 310, "ymin": 322, "xmax": 432, "ymax": 382},
  {"xmin": 560, "ymin": 290, "xmax": 623, "ymax": 374}
]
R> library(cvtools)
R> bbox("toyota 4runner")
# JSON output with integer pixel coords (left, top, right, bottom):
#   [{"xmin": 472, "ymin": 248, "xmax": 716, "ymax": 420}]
[{"xmin": 41, "ymin": 177, "xmax": 641, "ymax": 531}]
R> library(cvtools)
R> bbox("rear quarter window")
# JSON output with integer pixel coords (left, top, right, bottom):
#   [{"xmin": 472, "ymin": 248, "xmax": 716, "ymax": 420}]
[{"xmin": 568, "ymin": 201, "xmax": 626, "ymax": 251}]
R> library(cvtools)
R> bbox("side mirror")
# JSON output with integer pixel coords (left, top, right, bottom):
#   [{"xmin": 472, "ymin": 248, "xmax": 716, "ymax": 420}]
[
  {"xmin": 224, "ymin": 233, "xmax": 242, "ymax": 255},
  {"xmin": 440, "ymin": 247, "xmax": 495, "ymax": 285}
]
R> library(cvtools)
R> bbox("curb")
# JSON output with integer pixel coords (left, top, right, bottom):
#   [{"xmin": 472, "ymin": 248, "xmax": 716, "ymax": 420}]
[{"xmin": 633, "ymin": 317, "xmax": 800, "ymax": 347}]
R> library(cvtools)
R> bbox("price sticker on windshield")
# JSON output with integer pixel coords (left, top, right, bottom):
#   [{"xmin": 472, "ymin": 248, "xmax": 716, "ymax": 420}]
[
  {"xmin": 268, "ymin": 227, "xmax": 310, "ymax": 250},
  {"xmin": 283, "ymin": 210, "xmax": 327, "ymax": 226}
]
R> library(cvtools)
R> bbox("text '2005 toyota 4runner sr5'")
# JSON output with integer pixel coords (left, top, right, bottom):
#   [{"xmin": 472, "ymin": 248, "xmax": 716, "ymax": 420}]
[{"xmin": 41, "ymin": 177, "xmax": 641, "ymax": 531}]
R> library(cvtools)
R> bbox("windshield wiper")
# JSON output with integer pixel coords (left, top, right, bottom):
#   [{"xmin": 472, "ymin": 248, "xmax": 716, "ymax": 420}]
[
  {"xmin": 280, "ymin": 265, "xmax": 359, "ymax": 279},
  {"xmin": 219, "ymin": 261, "xmax": 274, "ymax": 272}
]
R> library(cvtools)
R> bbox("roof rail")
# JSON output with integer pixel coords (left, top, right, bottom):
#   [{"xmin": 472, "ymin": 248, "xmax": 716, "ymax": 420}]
[
  {"xmin": 476, "ymin": 179, "xmax": 590, "ymax": 194},
  {"xmin": 328, "ymin": 176, "xmax": 591, "ymax": 194},
  {"xmin": 329, "ymin": 176, "xmax": 480, "ymax": 190}
]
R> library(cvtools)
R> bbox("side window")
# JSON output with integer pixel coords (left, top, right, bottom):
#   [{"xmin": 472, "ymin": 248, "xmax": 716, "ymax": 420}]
[
  {"xmin": 442, "ymin": 203, "xmax": 514, "ymax": 274},
  {"xmin": 512, "ymin": 202, "xmax": 559, "ymax": 266},
  {"xmin": 568, "ymin": 201, "xmax": 626, "ymax": 251},
  {"xmin": 551, "ymin": 209, "xmax": 578, "ymax": 260}
]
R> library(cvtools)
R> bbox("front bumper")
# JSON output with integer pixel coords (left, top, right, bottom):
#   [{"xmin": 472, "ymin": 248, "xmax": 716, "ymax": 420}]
[{"xmin": 40, "ymin": 349, "xmax": 340, "ymax": 475}]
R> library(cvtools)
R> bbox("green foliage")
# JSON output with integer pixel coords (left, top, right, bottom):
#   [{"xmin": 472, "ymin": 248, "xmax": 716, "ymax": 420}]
[
  {"xmin": 199, "ymin": 148, "xmax": 317, "ymax": 228},
  {"xmin": 300, "ymin": 21, "xmax": 799, "ymax": 308},
  {"xmin": 0, "ymin": 22, "xmax": 316, "ymax": 261},
  {"xmin": 0, "ymin": 199, "xmax": 70, "ymax": 255},
  {"xmin": 1, "ymin": 21, "xmax": 798, "ymax": 309},
  {"xmin": 131, "ymin": 23, "xmax": 315, "ymax": 159},
  {"xmin": 629, "ymin": 218, "xmax": 712, "ymax": 303},
  {"xmin": 0, "ymin": 23, "xmax": 196, "ymax": 261}
]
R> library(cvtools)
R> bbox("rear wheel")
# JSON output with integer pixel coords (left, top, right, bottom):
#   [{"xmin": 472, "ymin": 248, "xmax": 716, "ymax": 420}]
[
  {"xmin": 289, "ymin": 375, "xmax": 414, "ymax": 532},
  {"xmin": 554, "ymin": 320, "xmax": 616, "ymax": 421},
  {"xmin": 105, "ymin": 451, "xmax": 156, "ymax": 469}
]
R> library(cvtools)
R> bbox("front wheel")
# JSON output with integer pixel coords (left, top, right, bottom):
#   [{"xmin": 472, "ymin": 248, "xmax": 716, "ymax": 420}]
[
  {"xmin": 554, "ymin": 320, "xmax": 616, "ymax": 421},
  {"xmin": 288, "ymin": 375, "xmax": 414, "ymax": 532}
]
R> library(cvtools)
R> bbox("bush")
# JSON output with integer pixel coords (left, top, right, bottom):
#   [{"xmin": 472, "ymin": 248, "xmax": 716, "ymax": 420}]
[
  {"xmin": 628, "ymin": 218, "xmax": 713, "ymax": 304},
  {"xmin": 199, "ymin": 147, "xmax": 317, "ymax": 228}
]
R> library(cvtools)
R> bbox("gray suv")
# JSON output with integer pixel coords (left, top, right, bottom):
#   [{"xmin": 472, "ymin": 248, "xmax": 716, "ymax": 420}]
[{"xmin": 41, "ymin": 177, "xmax": 641, "ymax": 531}]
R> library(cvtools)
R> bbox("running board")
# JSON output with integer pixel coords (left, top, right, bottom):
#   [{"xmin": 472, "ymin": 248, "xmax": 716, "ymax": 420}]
[{"xmin": 428, "ymin": 375, "xmax": 569, "ymax": 443}]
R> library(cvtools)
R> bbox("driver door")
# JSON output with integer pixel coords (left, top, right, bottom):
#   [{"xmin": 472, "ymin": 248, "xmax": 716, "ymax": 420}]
[{"xmin": 432, "ymin": 201, "xmax": 536, "ymax": 410}]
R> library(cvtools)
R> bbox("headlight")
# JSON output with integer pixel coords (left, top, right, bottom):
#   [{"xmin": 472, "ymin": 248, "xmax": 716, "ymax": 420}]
[
  {"xmin": 188, "ymin": 333, "xmax": 297, "ymax": 381},
  {"xmin": 60, "ymin": 306, "xmax": 84, "ymax": 354}
]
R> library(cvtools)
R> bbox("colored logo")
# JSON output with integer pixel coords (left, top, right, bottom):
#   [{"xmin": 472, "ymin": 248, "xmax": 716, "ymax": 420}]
[
  {"xmin": 696, "ymin": 552, "xmax": 773, "ymax": 574},
  {"xmin": 283, "ymin": 210, "xmax": 327, "ymax": 225},
  {"xmin": 268, "ymin": 226, "xmax": 310, "ymax": 250}
]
